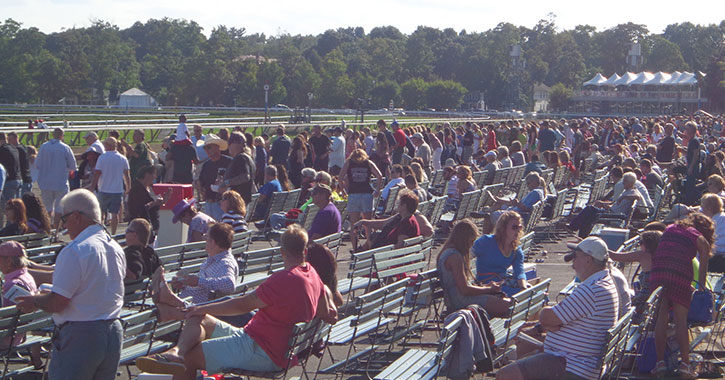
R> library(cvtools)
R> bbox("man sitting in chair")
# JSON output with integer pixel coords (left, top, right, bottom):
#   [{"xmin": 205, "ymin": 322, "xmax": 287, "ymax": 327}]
[
  {"xmin": 496, "ymin": 237, "xmax": 619, "ymax": 380},
  {"xmin": 137, "ymin": 224, "xmax": 337, "ymax": 379}
]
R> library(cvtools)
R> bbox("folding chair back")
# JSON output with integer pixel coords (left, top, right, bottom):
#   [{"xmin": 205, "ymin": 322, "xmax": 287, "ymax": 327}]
[
  {"xmin": 373, "ymin": 245, "xmax": 428, "ymax": 284},
  {"xmin": 428, "ymin": 195, "xmax": 448, "ymax": 225},
  {"xmin": 245, "ymin": 193, "xmax": 260, "ymax": 223},
  {"xmin": 523, "ymin": 201, "xmax": 543, "ymax": 234},
  {"xmin": 282, "ymin": 189, "xmax": 302, "ymax": 212},
  {"xmin": 599, "ymin": 308, "xmax": 634, "ymax": 379},
  {"xmin": 382, "ymin": 186, "xmax": 402, "ymax": 216},
  {"xmin": 473, "ymin": 171, "xmax": 486, "ymax": 188}
]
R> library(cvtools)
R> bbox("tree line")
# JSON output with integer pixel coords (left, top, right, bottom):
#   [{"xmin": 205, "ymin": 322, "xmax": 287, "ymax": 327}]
[{"xmin": 1, "ymin": 16, "xmax": 724, "ymax": 111}]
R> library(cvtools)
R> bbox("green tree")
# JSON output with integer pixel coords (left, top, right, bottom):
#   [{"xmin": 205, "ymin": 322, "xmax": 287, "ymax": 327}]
[
  {"xmin": 401, "ymin": 78, "xmax": 429, "ymax": 109},
  {"xmin": 426, "ymin": 80, "xmax": 466, "ymax": 109},
  {"xmin": 645, "ymin": 36, "xmax": 688, "ymax": 72},
  {"xmin": 549, "ymin": 83, "xmax": 573, "ymax": 111},
  {"xmin": 370, "ymin": 80, "xmax": 401, "ymax": 108},
  {"xmin": 318, "ymin": 49, "xmax": 354, "ymax": 108}
]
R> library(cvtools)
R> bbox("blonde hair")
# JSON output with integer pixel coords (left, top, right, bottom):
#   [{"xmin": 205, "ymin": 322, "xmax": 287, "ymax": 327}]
[
  {"xmin": 457, "ymin": 165, "xmax": 472, "ymax": 180},
  {"xmin": 281, "ymin": 224, "xmax": 308, "ymax": 259},
  {"xmin": 493, "ymin": 211, "xmax": 523, "ymax": 251},
  {"xmin": 701, "ymin": 193, "xmax": 723, "ymax": 215},
  {"xmin": 349, "ymin": 148, "xmax": 369, "ymax": 163},
  {"xmin": 222, "ymin": 190, "xmax": 247, "ymax": 217}
]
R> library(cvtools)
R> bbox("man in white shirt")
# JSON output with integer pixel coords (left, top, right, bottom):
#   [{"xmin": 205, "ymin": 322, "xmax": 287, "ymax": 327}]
[
  {"xmin": 91, "ymin": 137, "xmax": 130, "ymax": 234},
  {"xmin": 82, "ymin": 131, "xmax": 105, "ymax": 158},
  {"xmin": 175, "ymin": 114, "xmax": 190, "ymax": 141},
  {"xmin": 497, "ymin": 237, "xmax": 619, "ymax": 380},
  {"xmin": 329, "ymin": 127, "xmax": 345, "ymax": 175},
  {"xmin": 17, "ymin": 189, "xmax": 125, "ymax": 380},
  {"xmin": 412, "ymin": 133, "xmax": 431, "ymax": 170},
  {"xmin": 36, "ymin": 128, "xmax": 77, "ymax": 227}
]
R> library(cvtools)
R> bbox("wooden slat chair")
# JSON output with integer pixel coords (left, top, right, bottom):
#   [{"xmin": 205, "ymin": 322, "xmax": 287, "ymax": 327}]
[
  {"xmin": 282, "ymin": 188, "xmax": 302, "ymax": 214},
  {"xmin": 313, "ymin": 232, "xmax": 344, "ymax": 258},
  {"xmin": 379, "ymin": 186, "xmax": 402, "ymax": 217},
  {"xmin": 477, "ymin": 183, "xmax": 503, "ymax": 211},
  {"xmin": 523, "ymin": 201, "xmax": 544, "ymax": 234},
  {"xmin": 238, "ymin": 246, "xmax": 281, "ymax": 290},
  {"xmin": 491, "ymin": 279, "xmax": 551, "ymax": 364},
  {"xmin": 440, "ymin": 190, "xmax": 481, "ymax": 223},
  {"xmin": 223, "ymin": 318, "xmax": 327, "ymax": 380},
  {"xmin": 540, "ymin": 188, "xmax": 569, "ymax": 241},
  {"xmin": 428, "ymin": 170, "xmax": 445, "ymax": 196},
  {"xmin": 372, "ymin": 244, "xmax": 429, "ymax": 286},
  {"xmin": 334, "ymin": 200, "xmax": 349, "ymax": 231},
  {"xmin": 519, "ymin": 232, "xmax": 535, "ymax": 258},
  {"xmin": 0, "ymin": 232, "xmax": 49, "ymax": 247},
  {"xmin": 427, "ymin": 195, "xmax": 448, "ymax": 226},
  {"xmin": 473, "ymin": 171, "xmax": 486, "ymax": 188},
  {"xmin": 254, "ymin": 191, "xmax": 289, "ymax": 230},
  {"xmin": 620, "ymin": 287, "xmax": 662, "ymax": 378},
  {"xmin": 372, "ymin": 315, "xmax": 463, "ymax": 380},
  {"xmin": 417, "ymin": 200, "xmax": 432, "ymax": 220},
  {"xmin": 339, "ymin": 245, "xmax": 393, "ymax": 299},
  {"xmin": 244, "ymin": 193, "xmax": 260, "ymax": 223},
  {"xmin": 27, "ymin": 244, "xmax": 64, "ymax": 265},
  {"xmin": 0, "ymin": 307, "xmax": 53, "ymax": 379},
  {"xmin": 118, "ymin": 308, "xmax": 184, "ymax": 376},
  {"xmin": 386, "ymin": 269, "xmax": 441, "ymax": 343},
  {"xmin": 598, "ymin": 308, "xmax": 634, "ymax": 380},
  {"xmin": 320, "ymin": 278, "xmax": 410, "ymax": 376},
  {"xmin": 491, "ymin": 166, "xmax": 510, "ymax": 186}
]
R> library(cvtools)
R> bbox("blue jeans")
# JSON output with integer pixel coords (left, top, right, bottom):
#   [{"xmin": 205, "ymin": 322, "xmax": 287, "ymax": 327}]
[
  {"xmin": 205, "ymin": 201, "xmax": 224, "ymax": 222},
  {"xmin": 49, "ymin": 319, "xmax": 123, "ymax": 380},
  {"xmin": 21, "ymin": 181, "xmax": 32, "ymax": 195},
  {"xmin": 1, "ymin": 179, "xmax": 21, "ymax": 204}
]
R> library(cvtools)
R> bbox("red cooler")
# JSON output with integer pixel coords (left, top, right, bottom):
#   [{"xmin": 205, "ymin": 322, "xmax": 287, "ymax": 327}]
[{"xmin": 153, "ymin": 184, "xmax": 194, "ymax": 247}]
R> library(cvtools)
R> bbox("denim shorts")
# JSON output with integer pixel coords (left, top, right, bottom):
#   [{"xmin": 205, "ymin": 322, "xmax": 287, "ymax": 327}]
[
  {"xmin": 98, "ymin": 192, "xmax": 122, "ymax": 214},
  {"xmin": 347, "ymin": 193, "xmax": 374, "ymax": 213},
  {"xmin": 202, "ymin": 319, "xmax": 281, "ymax": 374}
]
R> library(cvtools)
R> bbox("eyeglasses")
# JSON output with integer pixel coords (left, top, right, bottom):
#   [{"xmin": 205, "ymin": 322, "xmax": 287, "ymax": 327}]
[{"xmin": 59, "ymin": 211, "xmax": 77, "ymax": 223}]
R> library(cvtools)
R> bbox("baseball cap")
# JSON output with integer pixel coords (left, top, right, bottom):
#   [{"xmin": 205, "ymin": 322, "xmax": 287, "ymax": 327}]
[
  {"xmin": 484, "ymin": 151, "xmax": 497, "ymax": 159},
  {"xmin": 0, "ymin": 241, "xmax": 25, "ymax": 257},
  {"xmin": 412, "ymin": 133, "xmax": 424, "ymax": 140},
  {"xmin": 84, "ymin": 131, "xmax": 98, "ymax": 139},
  {"xmin": 564, "ymin": 237, "xmax": 609, "ymax": 262},
  {"xmin": 443, "ymin": 158, "xmax": 457, "ymax": 169}
]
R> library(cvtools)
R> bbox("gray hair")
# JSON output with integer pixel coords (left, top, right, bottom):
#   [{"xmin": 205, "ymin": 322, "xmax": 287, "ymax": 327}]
[
  {"xmin": 301, "ymin": 167, "xmax": 317, "ymax": 179},
  {"xmin": 622, "ymin": 172, "xmax": 637, "ymax": 186},
  {"xmin": 60, "ymin": 189, "xmax": 102, "ymax": 224},
  {"xmin": 265, "ymin": 165, "xmax": 277, "ymax": 177},
  {"xmin": 315, "ymin": 171, "xmax": 332, "ymax": 185}
]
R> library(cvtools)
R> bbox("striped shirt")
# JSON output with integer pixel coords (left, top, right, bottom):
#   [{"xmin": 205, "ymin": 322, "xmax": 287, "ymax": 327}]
[
  {"xmin": 544, "ymin": 269, "xmax": 618, "ymax": 380},
  {"xmin": 221, "ymin": 211, "xmax": 248, "ymax": 233},
  {"xmin": 180, "ymin": 250, "xmax": 239, "ymax": 304}
]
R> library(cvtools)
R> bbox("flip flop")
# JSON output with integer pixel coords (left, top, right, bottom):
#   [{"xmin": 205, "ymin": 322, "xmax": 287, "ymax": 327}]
[{"xmin": 136, "ymin": 353, "xmax": 185, "ymax": 376}]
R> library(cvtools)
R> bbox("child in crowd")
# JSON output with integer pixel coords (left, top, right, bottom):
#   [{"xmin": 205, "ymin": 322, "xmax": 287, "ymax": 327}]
[{"xmin": 610, "ymin": 230, "xmax": 662, "ymax": 322}]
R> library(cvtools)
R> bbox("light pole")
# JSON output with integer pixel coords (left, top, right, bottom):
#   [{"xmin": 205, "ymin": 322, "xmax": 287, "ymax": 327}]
[
  {"xmin": 264, "ymin": 84, "xmax": 270, "ymax": 124},
  {"xmin": 307, "ymin": 92, "xmax": 314, "ymax": 123}
]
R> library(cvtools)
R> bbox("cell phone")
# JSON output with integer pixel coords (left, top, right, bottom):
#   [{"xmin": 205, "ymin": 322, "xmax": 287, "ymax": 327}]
[{"xmin": 5, "ymin": 284, "xmax": 32, "ymax": 303}]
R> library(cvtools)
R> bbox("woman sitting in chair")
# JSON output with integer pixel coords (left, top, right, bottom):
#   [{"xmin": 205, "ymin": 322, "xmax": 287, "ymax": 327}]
[
  {"xmin": 473, "ymin": 211, "xmax": 531, "ymax": 294},
  {"xmin": 353, "ymin": 190, "xmax": 420, "ymax": 251},
  {"xmin": 436, "ymin": 219, "xmax": 512, "ymax": 317}
]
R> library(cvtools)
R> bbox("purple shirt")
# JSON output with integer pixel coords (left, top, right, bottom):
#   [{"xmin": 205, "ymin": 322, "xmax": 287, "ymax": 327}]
[
  {"xmin": 307, "ymin": 202, "xmax": 342, "ymax": 238},
  {"xmin": 2, "ymin": 267, "xmax": 37, "ymax": 306}
]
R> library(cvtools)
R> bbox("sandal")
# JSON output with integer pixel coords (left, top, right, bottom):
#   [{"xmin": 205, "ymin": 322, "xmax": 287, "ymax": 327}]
[
  {"xmin": 136, "ymin": 353, "xmax": 185, "ymax": 376},
  {"xmin": 651, "ymin": 360, "xmax": 667, "ymax": 377},
  {"xmin": 678, "ymin": 362, "xmax": 697, "ymax": 380}
]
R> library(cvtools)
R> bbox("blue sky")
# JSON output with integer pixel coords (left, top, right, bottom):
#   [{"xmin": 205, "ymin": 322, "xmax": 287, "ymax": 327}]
[{"xmin": 4, "ymin": 0, "xmax": 724, "ymax": 36}]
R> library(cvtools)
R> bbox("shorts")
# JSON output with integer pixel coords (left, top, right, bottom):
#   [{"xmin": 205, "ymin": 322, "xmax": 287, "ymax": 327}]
[
  {"xmin": 347, "ymin": 193, "xmax": 374, "ymax": 213},
  {"xmin": 516, "ymin": 352, "xmax": 587, "ymax": 380},
  {"xmin": 202, "ymin": 319, "xmax": 281, "ymax": 374},
  {"xmin": 98, "ymin": 192, "xmax": 122, "ymax": 214},
  {"xmin": 41, "ymin": 188, "xmax": 69, "ymax": 214}
]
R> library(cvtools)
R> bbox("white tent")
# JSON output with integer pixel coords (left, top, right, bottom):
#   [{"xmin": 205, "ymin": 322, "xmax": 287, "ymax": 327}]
[
  {"xmin": 601, "ymin": 73, "xmax": 621, "ymax": 86},
  {"xmin": 119, "ymin": 88, "xmax": 157, "ymax": 108},
  {"xmin": 645, "ymin": 71, "xmax": 672, "ymax": 85},
  {"xmin": 613, "ymin": 72, "xmax": 638, "ymax": 86},
  {"xmin": 629, "ymin": 72, "xmax": 655, "ymax": 85},
  {"xmin": 676, "ymin": 72, "xmax": 697, "ymax": 85},
  {"xmin": 583, "ymin": 73, "xmax": 608, "ymax": 86},
  {"xmin": 666, "ymin": 71, "xmax": 682, "ymax": 85}
]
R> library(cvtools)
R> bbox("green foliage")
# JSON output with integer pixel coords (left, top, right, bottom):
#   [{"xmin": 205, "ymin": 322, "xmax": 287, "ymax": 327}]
[
  {"xmin": 549, "ymin": 83, "xmax": 573, "ymax": 111},
  {"xmin": 0, "ymin": 17, "xmax": 724, "ymax": 110}
]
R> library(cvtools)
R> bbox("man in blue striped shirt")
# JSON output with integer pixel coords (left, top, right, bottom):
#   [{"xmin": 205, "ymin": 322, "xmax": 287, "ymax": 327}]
[
  {"xmin": 496, "ymin": 237, "xmax": 618, "ymax": 380},
  {"xmin": 35, "ymin": 128, "xmax": 77, "ymax": 227}
]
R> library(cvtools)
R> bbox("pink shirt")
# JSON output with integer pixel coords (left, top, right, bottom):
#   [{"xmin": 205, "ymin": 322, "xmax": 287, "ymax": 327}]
[
  {"xmin": 245, "ymin": 264, "xmax": 322, "ymax": 368},
  {"xmin": 2, "ymin": 267, "xmax": 37, "ymax": 306}
]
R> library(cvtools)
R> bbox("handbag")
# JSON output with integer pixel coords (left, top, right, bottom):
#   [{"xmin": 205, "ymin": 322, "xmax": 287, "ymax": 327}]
[{"xmin": 687, "ymin": 283, "xmax": 713, "ymax": 324}]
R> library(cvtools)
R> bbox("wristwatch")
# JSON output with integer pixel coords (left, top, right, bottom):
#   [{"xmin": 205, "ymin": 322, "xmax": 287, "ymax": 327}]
[{"xmin": 534, "ymin": 323, "xmax": 544, "ymax": 335}]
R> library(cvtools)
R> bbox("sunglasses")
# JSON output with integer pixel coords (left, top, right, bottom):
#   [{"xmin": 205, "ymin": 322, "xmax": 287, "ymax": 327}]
[{"xmin": 59, "ymin": 211, "xmax": 77, "ymax": 223}]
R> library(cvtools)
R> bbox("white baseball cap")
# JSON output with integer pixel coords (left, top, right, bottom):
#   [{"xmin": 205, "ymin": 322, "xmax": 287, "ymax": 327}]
[{"xmin": 565, "ymin": 237, "xmax": 609, "ymax": 262}]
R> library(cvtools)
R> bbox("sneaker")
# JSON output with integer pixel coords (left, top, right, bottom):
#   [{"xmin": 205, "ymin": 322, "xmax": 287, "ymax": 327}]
[{"xmin": 678, "ymin": 362, "xmax": 697, "ymax": 379}]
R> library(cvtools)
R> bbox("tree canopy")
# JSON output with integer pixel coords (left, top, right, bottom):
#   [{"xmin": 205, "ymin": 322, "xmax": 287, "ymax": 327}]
[{"xmin": 0, "ymin": 17, "xmax": 723, "ymax": 110}]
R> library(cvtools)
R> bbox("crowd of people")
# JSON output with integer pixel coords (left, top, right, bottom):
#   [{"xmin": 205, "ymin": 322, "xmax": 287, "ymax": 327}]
[{"xmin": 0, "ymin": 111, "xmax": 724, "ymax": 379}]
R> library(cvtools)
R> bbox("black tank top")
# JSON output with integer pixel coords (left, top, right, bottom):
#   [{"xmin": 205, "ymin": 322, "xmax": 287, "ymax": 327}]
[{"xmin": 348, "ymin": 160, "xmax": 374, "ymax": 194}]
